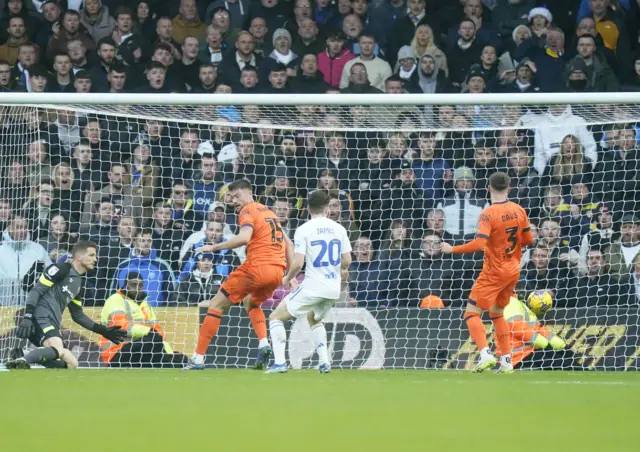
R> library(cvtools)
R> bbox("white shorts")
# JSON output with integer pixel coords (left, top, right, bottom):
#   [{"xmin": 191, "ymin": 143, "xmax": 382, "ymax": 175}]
[{"xmin": 282, "ymin": 287, "xmax": 337, "ymax": 321}]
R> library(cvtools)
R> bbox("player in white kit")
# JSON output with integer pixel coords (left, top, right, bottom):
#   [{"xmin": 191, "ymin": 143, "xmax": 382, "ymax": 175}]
[{"xmin": 266, "ymin": 190, "xmax": 352, "ymax": 374}]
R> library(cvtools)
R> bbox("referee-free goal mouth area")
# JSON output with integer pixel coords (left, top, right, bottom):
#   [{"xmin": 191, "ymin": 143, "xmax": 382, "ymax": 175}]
[{"xmin": 0, "ymin": 370, "xmax": 636, "ymax": 452}]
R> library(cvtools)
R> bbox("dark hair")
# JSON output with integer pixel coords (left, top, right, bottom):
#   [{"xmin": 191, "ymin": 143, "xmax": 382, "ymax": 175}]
[
  {"xmin": 97, "ymin": 37, "xmax": 117, "ymax": 49},
  {"xmin": 269, "ymin": 62, "xmax": 287, "ymax": 74},
  {"xmin": 62, "ymin": 10, "xmax": 80, "ymax": 20},
  {"xmin": 385, "ymin": 74, "xmax": 403, "ymax": 85},
  {"xmin": 147, "ymin": 60, "xmax": 166, "ymax": 71},
  {"xmin": 308, "ymin": 190, "xmax": 330, "ymax": 213},
  {"xmin": 358, "ymin": 31, "xmax": 375, "ymax": 42},
  {"xmin": 138, "ymin": 228, "xmax": 153, "ymax": 237},
  {"xmin": 489, "ymin": 172, "xmax": 511, "ymax": 192},
  {"xmin": 124, "ymin": 271, "xmax": 143, "ymax": 283},
  {"xmin": 109, "ymin": 63, "xmax": 127, "ymax": 74},
  {"xmin": 228, "ymin": 178, "xmax": 253, "ymax": 192},
  {"xmin": 115, "ymin": 6, "xmax": 134, "ymax": 19},
  {"xmin": 72, "ymin": 240, "xmax": 98, "ymax": 256},
  {"xmin": 241, "ymin": 64, "xmax": 258, "ymax": 74},
  {"xmin": 0, "ymin": 59, "xmax": 10, "ymax": 67},
  {"xmin": 199, "ymin": 62, "xmax": 216, "ymax": 71},
  {"xmin": 153, "ymin": 42, "xmax": 173, "ymax": 55},
  {"xmin": 577, "ymin": 34, "xmax": 596, "ymax": 45}
]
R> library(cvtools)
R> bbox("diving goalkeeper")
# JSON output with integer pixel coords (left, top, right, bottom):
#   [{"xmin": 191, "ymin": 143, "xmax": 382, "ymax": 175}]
[{"xmin": 5, "ymin": 241, "xmax": 127, "ymax": 370}]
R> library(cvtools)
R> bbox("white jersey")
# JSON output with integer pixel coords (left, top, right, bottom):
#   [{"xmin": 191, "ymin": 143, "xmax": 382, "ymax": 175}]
[{"xmin": 294, "ymin": 217, "xmax": 352, "ymax": 299}]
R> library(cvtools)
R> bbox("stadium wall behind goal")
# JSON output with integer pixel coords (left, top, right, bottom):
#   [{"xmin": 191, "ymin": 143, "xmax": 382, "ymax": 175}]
[{"xmin": 1, "ymin": 307, "xmax": 638, "ymax": 370}]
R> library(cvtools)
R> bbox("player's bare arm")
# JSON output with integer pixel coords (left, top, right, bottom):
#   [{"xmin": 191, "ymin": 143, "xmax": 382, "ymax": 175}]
[
  {"xmin": 340, "ymin": 251, "xmax": 352, "ymax": 287},
  {"xmin": 283, "ymin": 252, "xmax": 304, "ymax": 289},
  {"xmin": 196, "ymin": 226, "xmax": 253, "ymax": 252}
]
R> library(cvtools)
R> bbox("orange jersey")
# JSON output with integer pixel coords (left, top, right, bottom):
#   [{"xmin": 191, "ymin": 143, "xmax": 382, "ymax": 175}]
[
  {"xmin": 239, "ymin": 201, "xmax": 286, "ymax": 268},
  {"xmin": 476, "ymin": 201, "xmax": 531, "ymax": 276}
]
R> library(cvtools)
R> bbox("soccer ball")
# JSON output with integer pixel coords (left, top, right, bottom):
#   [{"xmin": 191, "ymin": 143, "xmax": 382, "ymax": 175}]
[{"xmin": 526, "ymin": 290, "xmax": 553, "ymax": 316}]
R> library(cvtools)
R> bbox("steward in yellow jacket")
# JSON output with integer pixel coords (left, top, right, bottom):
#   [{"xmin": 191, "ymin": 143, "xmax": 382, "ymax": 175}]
[{"xmin": 99, "ymin": 272, "xmax": 187, "ymax": 368}]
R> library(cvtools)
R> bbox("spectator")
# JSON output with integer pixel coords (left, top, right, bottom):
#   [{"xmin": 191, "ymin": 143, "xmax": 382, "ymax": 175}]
[
  {"xmin": 51, "ymin": 162, "xmax": 86, "ymax": 231},
  {"xmin": 569, "ymin": 34, "xmax": 619, "ymax": 92},
  {"xmin": 340, "ymin": 61, "xmax": 383, "ymax": 93},
  {"xmin": 207, "ymin": 0, "xmax": 250, "ymax": 30},
  {"xmin": 500, "ymin": 59, "xmax": 540, "ymax": 93},
  {"xmin": 248, "ymin": 16, "xmax": 270, "ymax": 57},
  {"xmin": 211, "ymin": 7, "xmax": 238, "ymax": 49},
  {"xmin": 604, "ymin": 214, "xmax": 640, "ymax": 281},
  {"xmin": 135, "ymin": 1, "xmax": 156, "ymax": 43},
  {"xmin": 1, "ymin": 160, "xmax": 29, "ymax": 211},
  {"xmin": 10, "ymin": 42, "xmax": 36, "ymax": 91},
  {"xmin": 47, "ymin": 9, "xmax": 95, "ymax": 62},
  {"xmin": 25, "ymin": 140, "xmax": 51, "ymax": 185},
  {"xmin": 70, "ymin": 139, "xmax": 103, "ymax": 191},
  {"xmin": 0, "ymin": 60, "xmax": 12, "ymax": 91},
  {"xmin": 446, "ymin": 0, "xmax": 500, "ymax": 49},
  {"xmin": 532, "ymin": 105, "xmax": 597, "ymax": 175},
  {"xmin": 409, "ymin": 25, "xmax": 447, "ymax": 75},
  {"xmin": 216, "ymin": 31, "xmax": 262, "ymax": 87},
  {"xmin": 72, "ymin": 69, "xmax": 92, "ymax": 93},
  {"xmin": 340, "ymin": 32, "xmax": 391, "ymax": 91},
  {"xmin": 587, "ymin": 0, "xmax": 632, "ymax": 72},
  {"xmin": 541, "ymin": 134, "xmax": 595, "ymax": 194},
  {"xmin": 0, "ymin": 17, "xmax": 30, "ymax": 65},
  {"xmin": 79, "ymin": 0, "xmax": 116, "ymax": 43},
  {"xmin": 621, "ymin": 53, "xmax": 640, "ymax": 91},
  {"xmin": 394, "ymin": 46, "xmax": 419, "ymax": 91},
  {"xmin": 38, "ymin": 214, "xmax": 71, "ymax": 263},
  {"xmin": 519, "ymin": 245, "xmax": 566, "ymax": 294},
  {"xmin": 538, "ymin": 217, "xmax": 581, "ymax": 272},
  {"xmin": 290, "ymin": 53, "xmax": 329, "ymax": 93},
  {"xmin": 28, "ymin": 66, "xmax": 48, "ymax": 92},
  {"xmin": 558, "ymin": 248, "xmax": 622, "ymax": 307},
  {"xmin": 173, "ymin": 129, "xmax": 202, "ymax": 182},
  {"xmin": 176, "ymin": 36, "xmax": 201, "ymax": 90},
  {"xmin": 348, "ymin": 236, "xmax": 386, "ymax": 307},
  {"xmin": 379, "ymin": 219, "xmax": 413, "ymax": 299},
  {"xmin": 578, "ymin": 202, "xmax": 617, "ymax": 273},
  {"xmin": 50, "ymin": 52, "xmax": 76, "ymax": 93},
  {"xmin": 100, "ymin": 272, "xmax": 188, "ymax": 367},
  {"xmin": 23, "ymin": 179, "xmax": 55, "ymax": 239},
  {"xmin": 436, "ymin": 166, "xmax": 488, "ymax": 241},
  {"xmin": 191, "ymin": 62, "xmax": 218, "ymax": 93},
  {"xmin": 113, "ymin": 229, "xmax": 178, "ymax": 307},
  {"xmin": 412, "ymin": 131, "xmax": 450, "ymax": 203},
  {"xmin": 415, "ymin": 52, "xmax": 452, "ymax": 94},
  {"xmin": 0, "ymin": 215, "xmax": 51, "ymax": 306},
  {"xmin": 154, "ymin": 17, "xmax": 183, "ymax": 61},
  {"xmin": 106, "ymin": 63, "xmax": 127, "ymax": 93},
  {"xmin": 388, "ymin": 0, "xmax": 440, "ymax": 68},
  {"xmin": 35, "ymin": 0, "xmax": 62, "ymax": 53},
  {"xmin": 124, "ymin": 141, "xmax": 159, "ymax": 208},
  {"xmin": 381, "ymin": 160, "xmax": 425, "ymax": 231},
  {"xmin": 514, "ymin": 26, "xmax": 566, "ymax": 92},
  {"xmin": 179, "ymin": 220, "xmax": 238, "ymax": 281},
  {"xmin": 0, "ymin": 198, "xmax": 12, "ymax": 233},
  {"xmin": 272, "ymin": 198, "xmax": 298, "ymax": 238},
  {"xmin": 165, "ymin": 182, "xmax": 201, "ymax": 233},
  {"xmin": 506, "ymin": 147, "xmax": 540, "ymax": 211},
  {"xmin": 470, "ymin": 139, "xmax": 507, "ymax": 200},
  {"xmin": 192, "ymin": 154, "xmax": 219, "ymax": 215},
  {"xmin": 446, "ymin": 18, "xmax": 484, "ymax": 89},
  {"xmin": 112, "ymin": 7, "xmax": 147, "ymax": 67},
  {"xmin": 263, "ymin": 28, "xmax": 299, "ymax": 78},
  {"xmin": 597, "ymin": 126, "xmax": 639, "ymax": 212},
  {"xmin": 80, "ymin": 198, "xmax": 118, "ymax": 246},
  {"xmin": 317, "ymin": 28, "xmax": 355, "ymax": 88},
  {"xmin": 292, "ymin": 18, "xmax": 323, "ymax": 56},
  {"xmin": 83, "ymin": 163, "xmax": 144, "ymax": 227},
  {"xmin": 172, "ymin": 0, "xmax": 206, "ymax": 43},
  {"xmin": 177, "ymin": 252, "xmax": 225, "ymax": 305},
  {"xmin": 148, "ymin": 203, "xmax": 186, "ymax": 268},
  {"xmin": 405, "ymin": 233, "xmax": 456, "ymax": 306},
  {"xmin": 526, "ymin": 6, "xmax": 552, "ymax": 47},
  {"xmin": 493, "ymin": 0, "xmax": 535, "ymax": 38}
]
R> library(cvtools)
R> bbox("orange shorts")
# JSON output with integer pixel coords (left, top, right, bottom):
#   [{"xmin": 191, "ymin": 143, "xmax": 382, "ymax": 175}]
[
  {"xmin": 469, "ymin": 272, "xmax": 518, "ymax": 311},
  {"xmin": 220, "ymin": 263, "xmax": 285, "ymax": 305}
]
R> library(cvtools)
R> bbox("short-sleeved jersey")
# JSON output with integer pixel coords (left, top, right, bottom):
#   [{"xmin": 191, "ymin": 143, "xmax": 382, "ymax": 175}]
[
  {"xmin": 33, "ymin": 263, "xmax": 84, "ymax": 324},
  {"xmin": 477, "ymin": 201, "xmax": 531, "ymax": 277},
  {"xmin": 294, "ymin": 217, "xmax": 352, "ymax": 299},
  {"xmin": 239, "ymin": 201, "xmax": 287, "ymax": 268}
]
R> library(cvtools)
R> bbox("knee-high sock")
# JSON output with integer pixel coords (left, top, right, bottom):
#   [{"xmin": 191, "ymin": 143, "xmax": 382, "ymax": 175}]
[
  {"xmin": 24, "ymin": 347, "xmax": 59, "ymax": 365},
  {"xmin": 42, "ymin": 360, "xmax": 68, "ymax": 369},
  {"xmin": 269, "ymin": 319, "xmax": 287, "ymax": 365},
  {"xmin": 490, "ymin": 313, "xmax": 511, "ymax": 357},
  {"xmin": 195, "ymin": 308, "xmax": 223, "ymax": 355},
  {"xmin": 248, "ymin": 306, "xmax": 267, "ymax": 342},
  {"xmin": 311, "ymin": 323, "xmax": 329, "ymax": 365},
  {"xmin": 464, "ymin": 313, "xmax": 488, "ymax": 351}
]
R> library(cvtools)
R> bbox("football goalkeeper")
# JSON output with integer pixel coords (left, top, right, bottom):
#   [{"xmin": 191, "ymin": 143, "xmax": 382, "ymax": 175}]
[
  {"xmin": 5, "ymin": 241, "xmax": 127, "ymax": 369},
  {"xmin": 495, "ymin": 296, "xmax": 581, "ymax": 370}
]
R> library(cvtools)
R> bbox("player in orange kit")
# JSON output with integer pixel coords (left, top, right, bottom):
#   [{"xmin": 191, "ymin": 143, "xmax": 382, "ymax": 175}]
[
  {"xmin": 184, "ymin": 179, "xmax": 294, "ymax": 370},
  {"xmin": 441, "ymin": 172, "xmax": 534, "ymax": 373}
]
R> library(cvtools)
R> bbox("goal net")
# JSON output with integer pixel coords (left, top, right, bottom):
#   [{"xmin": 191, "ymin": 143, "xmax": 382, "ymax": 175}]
[{"xmin": 0, "ymin": 93, "xmax": 639, "ymax": 371}]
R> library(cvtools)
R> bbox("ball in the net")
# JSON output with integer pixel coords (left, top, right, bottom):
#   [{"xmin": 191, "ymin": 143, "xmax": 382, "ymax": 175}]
[{"xmin": 526, "ymin": 290, "xmax": 553, "ymax": 316}]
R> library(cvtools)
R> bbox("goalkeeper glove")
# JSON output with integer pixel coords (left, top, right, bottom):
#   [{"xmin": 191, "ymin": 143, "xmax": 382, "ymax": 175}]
[
  {"xmin": 16, "ymin": 313, "xmax": 35, "ymax": 339},
  {"xmin": 94, "ymin": 324, "xmax": 128, "ymax": 344}
]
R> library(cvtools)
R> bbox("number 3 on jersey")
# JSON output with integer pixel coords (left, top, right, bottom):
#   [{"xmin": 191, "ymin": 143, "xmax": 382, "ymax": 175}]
[{"xmin": 311, "ymin": 239, "xmax": 341, "ymax": 267}]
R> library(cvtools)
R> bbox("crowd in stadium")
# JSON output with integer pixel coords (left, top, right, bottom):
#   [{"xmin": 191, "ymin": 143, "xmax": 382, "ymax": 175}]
[{"xmin": 0, "ymin": 0, "xmax": 639, "ymax": 309}]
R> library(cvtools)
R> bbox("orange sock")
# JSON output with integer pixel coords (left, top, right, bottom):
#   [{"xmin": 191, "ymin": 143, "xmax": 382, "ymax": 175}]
[
  {"xmin": 464, "ymin": 313, "xmax": 488, "ymax": 350},
  {"xmin": 248, "ymin": 306, "xmax": 267, "ymax": 341},
  {"xmin": 490, "ymin": 314, "xmax": 511, "ymax": 356},
  {"xmin": 195, "ymin": 308, "xmax": 223, "ymax": 355}
]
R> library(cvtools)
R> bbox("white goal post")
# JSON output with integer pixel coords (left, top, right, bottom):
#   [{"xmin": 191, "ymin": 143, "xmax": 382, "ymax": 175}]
[{"xmin": 0, "ymin": 92, "xmax": 639, "ymax": 371}]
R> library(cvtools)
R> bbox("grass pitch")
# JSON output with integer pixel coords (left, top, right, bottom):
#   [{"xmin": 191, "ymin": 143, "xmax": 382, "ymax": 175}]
[{"xmin": 1, "ymin": 370, "xmax": 638, "ymax": 452}]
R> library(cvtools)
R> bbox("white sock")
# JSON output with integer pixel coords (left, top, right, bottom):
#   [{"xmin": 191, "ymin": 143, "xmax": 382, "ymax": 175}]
[
  {"xmin": 258, "ymin": 337, "xmax": 270, "ymax": 349},
  {"xmin": 311, "ymin": 323, "xmax": 329, "ymax": 365},
  {"xmin": 269, "ymin": 320, "xmax": 287, "ymax": 365},
  {"xmin": 500, "ymin": 355, "xmax": 512, "ymax": 366},
  {"xmin": 480, "ymin": 347, "xmax": 493, "ymax": 358},
  {"xmin": 193, "ymin": 353, "xmax": 204, "ymax": 363}
]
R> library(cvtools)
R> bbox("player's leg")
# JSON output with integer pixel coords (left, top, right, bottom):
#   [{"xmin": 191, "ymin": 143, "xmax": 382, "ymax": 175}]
[
  {"xmin": 243, "ymin": 296, "xmax": 269, "ymax": 350},
  {"xmin": 308, "ymin": 302, "xmax": 333, "ymax": 373},
  {"xmin": 465, "ymin": 277, "xmax": 498, "ymax": 372},
  {"xmin": 265, "ymin": 300, "xmax": 294, "ymax": 373},
  {"xmin": 492, "ymin": 280, "xmax": 518, "ymax": 373},
  {"xmin": 186, "ymin": 289, "xmax": 234, "ymax": 369},
  {"xmin": 42, "ymin": 336, "xmax": 78, "ymax": 369}
]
